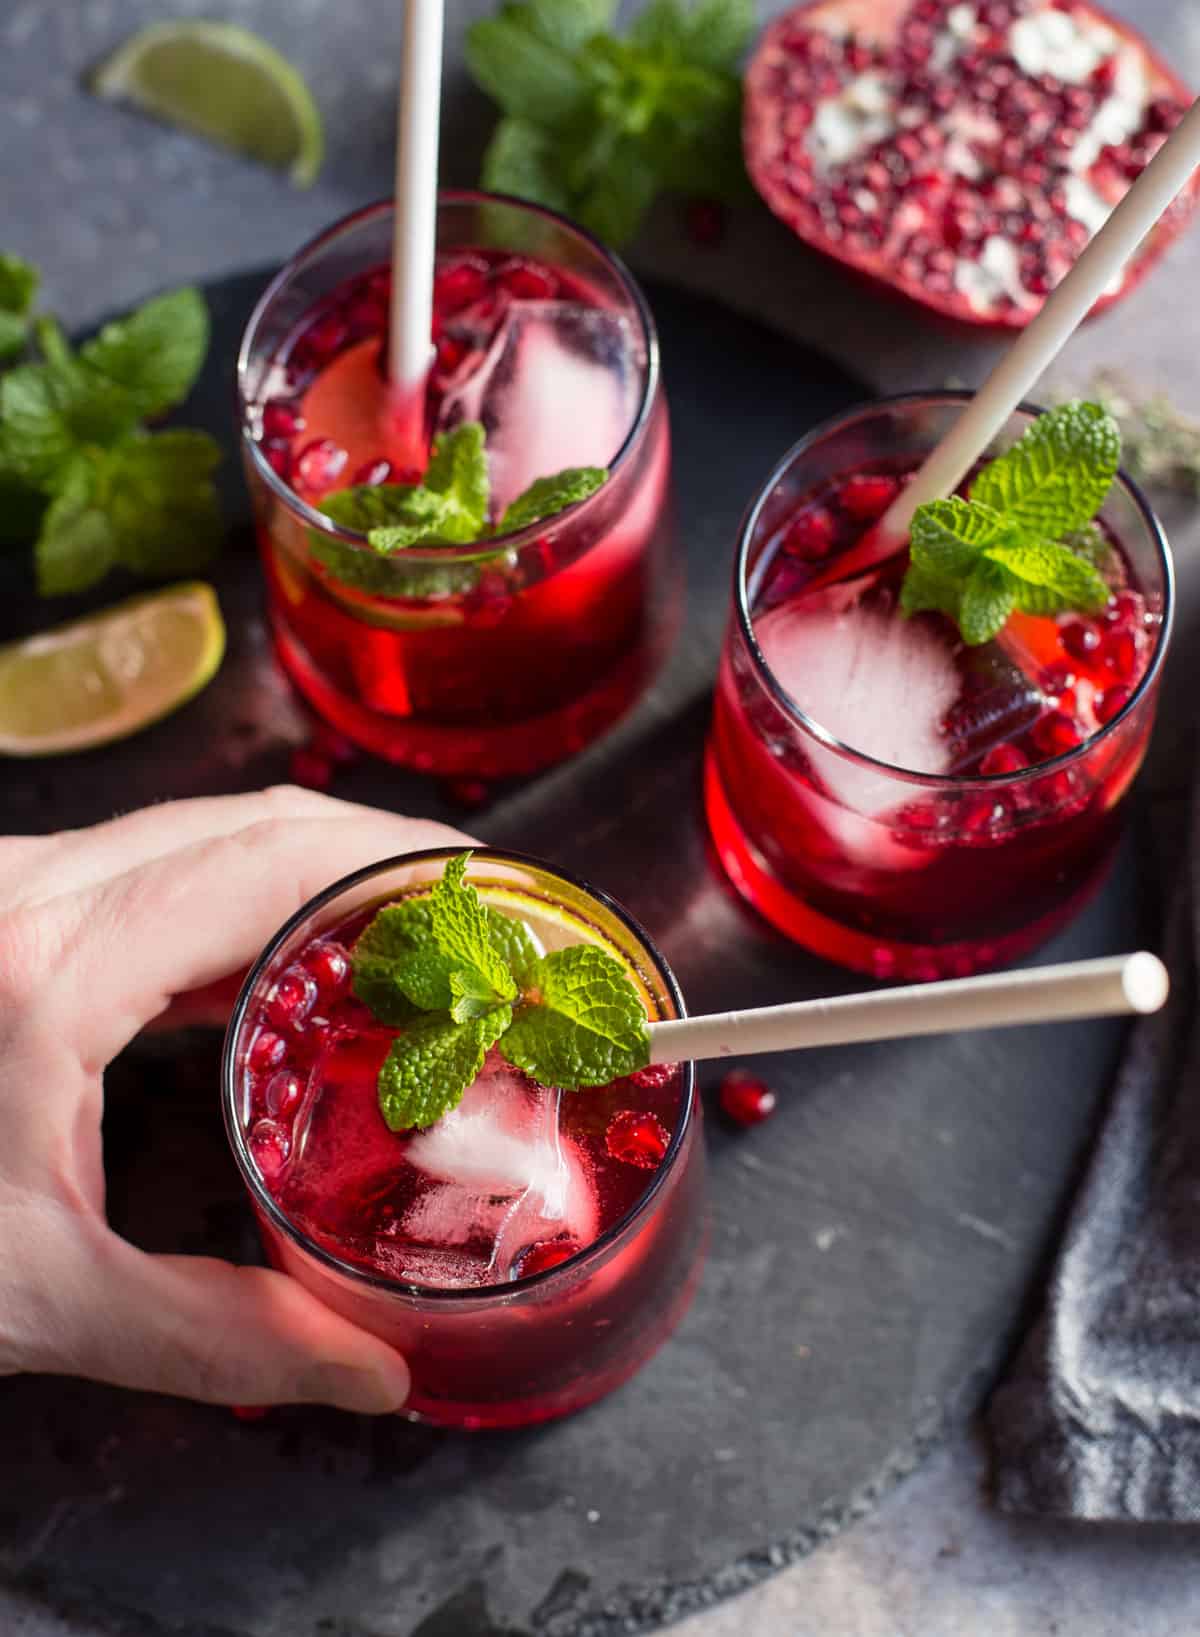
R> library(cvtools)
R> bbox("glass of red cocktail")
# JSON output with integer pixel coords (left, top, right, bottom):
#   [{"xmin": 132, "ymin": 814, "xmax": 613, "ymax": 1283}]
[
  {"xmin": 221, "ymin": 849, "xmax": 703, "ymax": 1429},
  {"xmin": 705, "ymin": 393, "xmax": 1172, "ymax": 980},
  {"xmin": 236, "ymin": 193, "xmax": 676, "ymax": 779}
]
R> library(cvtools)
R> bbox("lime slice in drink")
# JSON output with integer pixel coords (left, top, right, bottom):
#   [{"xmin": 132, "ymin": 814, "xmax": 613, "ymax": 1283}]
[
  {"xmin": 0, "ymin": 582, "xmax": 226, "ymax": 756},
  {"xmin": 91, "ymin": 21, "xmax": 324, "ymax": 187}
]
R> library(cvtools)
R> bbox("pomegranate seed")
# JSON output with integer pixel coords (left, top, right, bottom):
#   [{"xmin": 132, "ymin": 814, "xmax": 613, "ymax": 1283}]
[
  {"xmin": 261, "ymin": 400, "xmax": 305, "ymax": 440},
  {"xmin": 264, "ymin": 442, "xmax": 292, "ymax": 481},
  {"xmin": 1041, "ymin": 661, "xmax": 1077, "ymax": 699},
  {"xmin": 231, "ymin": 1404, "xmax": 271, "ymax": 1422},
  {"xmin": 289, "ymin": 745, "xmax": 334, "ymax": 791},
  {"xmin": 435, "ymin": 334, "xmax": 467, "ymax": 375},
  {"xmin": 352, "ymin": 458, "xmax": 394, "ymax": 487},
  {"xmin": 837, "ymin": 473, "xmax": 900, "ymax": 521},
  {"xmin": 782, "ymin": 506, "xmax": 837, "ymax": 559},
  {"xmin": 1090, "ymin": 57, "xmax": 1118, "ymax": 92},
  {"xmin": 434, "ymin": 257, "xmax": 489, "ymax": 314},
  {"xmin": 1105, "ymin": 590, "xmax": 1141, "ymax": 628},
  {"xmin": 516, "ymin": 1239, "xmax": 579, "ymax": 1278},
  {"xmin": 684, "ymin": 199, "xmax": 727, "ymax": 247},
  {"xmin": 294, "ymin": 438, "xmax": 348, "ymax": 492},
  {"xmin": 960, "ymin": 795, "xmax": 1008, "ymax": 837},
  {"xmin": 1060, "ymin": 618, "xmax": 1101, "ymax": 660},
  {"xmin": 249, "ymin": 1118, "xmax": 290, "ymax": 1180},
  {"xmin": 249, "ymin": 1030, "xmax": 287, "ymax": 1074},
  {"xmin": 605, "ymin": 1110, "xmax": 670, "ymax": 1169},
  {"xmin": 264, "ymin": 1069, "xmax": 304, "ymax": 1120},
  {"xmin": 980, "ymin": 742, "xmax": 1029, "ymax": 776},
  {"xmin": 629, "ymin": 1062, "xmax": 678, "ymax": 1090},
  {"xmin": 1032, "ymin": 710, "xmax": 1085, "ymax": 757},
  {"xmin": 1103, "ymin": 628, "xmax": 1139, "ymax": 681},
  {"xmin": 266, "ymin": 966, "xmax": 318, "ymax": 1032},
  {"xmin": 1095, "ymin": 684, "xmax": 1132, "ymax": 725},
  {"xmin": 304, "ymin": 941, "xmax": 351, "ymax": 1000},
  {"xmin": 296, "ymin": 312, "xmax": 348, "ymax": 367},
  {"xmin": 718, "ymin": 1069, "xmax": 778, "ymax": 1127},
  {"xmin": 499, "ymin": 259, "xmax": 559, "ymax": 298}
]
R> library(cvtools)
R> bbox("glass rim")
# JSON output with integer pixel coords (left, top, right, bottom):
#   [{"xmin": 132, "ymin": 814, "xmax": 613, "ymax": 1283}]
[
  {"xmin": 220, "ymin": 846, "xmax": 696, "ymax": 1304},
  {"xmin": 235, "ymin": 189, "xmax": 661, "ymax": 562},
  {"xmin": 732, "ymin": 389, "xmax": 1175, "ymax": 788}
]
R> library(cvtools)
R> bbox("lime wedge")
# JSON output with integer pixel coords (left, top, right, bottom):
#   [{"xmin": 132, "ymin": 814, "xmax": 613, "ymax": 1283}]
[
  {"xmin": 91, "ymin": 21, "xmax": 323, "ymax": 188},
  {"xmin": 0, "ymin": 582, "xmax": 226, "ymax": 757}
]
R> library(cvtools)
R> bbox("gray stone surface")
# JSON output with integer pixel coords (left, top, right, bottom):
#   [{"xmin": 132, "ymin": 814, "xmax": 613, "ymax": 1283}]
[{"xmin": 3, "ymin": 1, "xmax": 1200, "ymax": 1634}]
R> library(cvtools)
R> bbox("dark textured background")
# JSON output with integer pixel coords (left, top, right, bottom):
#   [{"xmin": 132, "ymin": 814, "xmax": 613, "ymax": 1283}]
[{"xmin": 2, "ymin": 3, "xmax": 1200, "ymax": 1635}]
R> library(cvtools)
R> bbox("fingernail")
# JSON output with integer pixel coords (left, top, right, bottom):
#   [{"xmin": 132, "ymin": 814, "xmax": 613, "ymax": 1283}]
[{"xmin": 298, "ymin": 1359, "xmax": 410, "ymax": 1415}]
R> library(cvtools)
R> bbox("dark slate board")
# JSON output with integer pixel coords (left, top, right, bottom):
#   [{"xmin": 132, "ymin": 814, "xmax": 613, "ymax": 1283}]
[{"xmin": 0, "ymin": 274, "xmax": 1147, "ymax": 1637}]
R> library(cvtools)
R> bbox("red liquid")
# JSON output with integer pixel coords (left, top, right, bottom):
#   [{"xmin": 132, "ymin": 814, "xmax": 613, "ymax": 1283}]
[
  {"xmin": 245, "ymin": 250, "xmax": 676, "ymax": 777},
  {"xmin": 707, "ymin": 467, "xmax": 1163, "ymax": 978},
  {"xmin": 235, "ymin": 899, "xmax": 703, "ymax": 1427}
]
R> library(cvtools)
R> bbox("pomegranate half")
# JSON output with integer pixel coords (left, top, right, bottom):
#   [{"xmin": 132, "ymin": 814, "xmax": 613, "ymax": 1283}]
[{"xmin": 744, "ymin": 0, "xmax": 1198, "ymax": 328}]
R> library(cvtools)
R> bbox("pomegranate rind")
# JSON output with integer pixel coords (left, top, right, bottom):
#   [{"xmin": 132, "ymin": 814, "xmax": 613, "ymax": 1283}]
[{"xmin": 743, "ymin": 0, "xmax": 1199, "ymax": 331}]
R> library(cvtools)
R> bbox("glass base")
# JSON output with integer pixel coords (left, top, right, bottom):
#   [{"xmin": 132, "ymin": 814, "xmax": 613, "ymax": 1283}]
[{"xmin": 703, "ymin": 748, "xmax": 1110, "ymax": 980}]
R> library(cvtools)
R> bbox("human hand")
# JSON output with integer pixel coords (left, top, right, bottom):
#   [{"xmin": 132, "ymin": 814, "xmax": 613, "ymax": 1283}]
[{"xmin": 0, "ymin": 786, "xmax": 472, "ymax": 1414}]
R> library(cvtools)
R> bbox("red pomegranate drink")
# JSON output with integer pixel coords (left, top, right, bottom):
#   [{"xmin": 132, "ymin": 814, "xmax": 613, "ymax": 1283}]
[
  {"xmin": 706, "ymin": 394, "xmax": 1172, "ymax": 979},
  {"xmin": 223, "ymin": 850, "xmax": 704, "ymax": 1428},
  {"xmin": 237, "ymin": 195, "xmax": 676, "ymax": 778}
]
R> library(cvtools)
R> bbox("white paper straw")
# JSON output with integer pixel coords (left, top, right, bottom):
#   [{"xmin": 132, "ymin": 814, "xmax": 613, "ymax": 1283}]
[
  {"xmin": 388, "ymin": 0, "xmax": 444, "ymax": 458},
  {"xmin": 845, "ymin": 95, "xmax": 1200, "ymax": 574},
  {"xmin": 645, "ymin": 953, "xmax": 1167, "ymax": 1065}
]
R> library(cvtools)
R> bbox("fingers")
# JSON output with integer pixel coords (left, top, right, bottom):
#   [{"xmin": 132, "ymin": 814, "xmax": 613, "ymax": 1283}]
[
  {"xmin": 0, "ymin": 786, "xmax": 414, "ymax": 911},
  {"xmin": 39, "ymin": 1228, "xmax": 410, "ymax": 1412},
  {"xmin": 47, "ymin": 810, "xmax": 474, "ymax": 1065}
]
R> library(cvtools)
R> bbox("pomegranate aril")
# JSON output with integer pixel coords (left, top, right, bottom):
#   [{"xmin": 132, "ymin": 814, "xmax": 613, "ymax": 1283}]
[
  {"xmin": 605, "ymin": 1109, "xmax": 670, "ymax": 1169},
  {"xmin": 718, "ymin": 1069, "xmax": 778, "ymax": 1127},
  {"xmin": 296, "ymin": 312, "xmax": 348, "ymax": 367},
  {"xmin": 1103, "ymin": 628, "xmax": 1139, "ymax": 681},
  {"xmin": 837, "ymin": 473, "xmax": 900, "ymax": 521},
  {"xmin": 261, "ymin": 400, "xmax": 305, "ymax": 440},
  {"xmin": 304, "ymin": 940, "xmax": 351, "ymax": 1001},
  {"xmin": 980, "ymin": 742, "xmax": 1029, "ymax": 777},
  {"xmin": 499, "ymin": 259, "xmax": 558, "ymax": 299},
  {"xmin": 295, "ymin": 438, "xmax": 348, "ymax": 492},
  {"xmin": 352, "ymin": 458, "xmax": 395, "ymax": 487},
  {"xmin": 434, "ymin": 257, "xmax": 489, "ymax": 314},
  {"xmin": 266, "ymin": 966, "xmax": 318, "ymax": 1031},
  {"xmin": 782, "ymin": 506, "xmax": 837, "ymax": 559},
  {"xmin": 249, "ymin": 1029, "xmax": 288, "ymax": 1074},
  {"xmin": 249, "ymin": 1118, "xmax": 291, "ymax": 1180},
  {"xmin": 1095, "ymin": 684, "xmax": 1132, "ymax": 725},
  {"xmin": 1031, "ymin": 710, "xmax": 1085, "ymax": 757},
  {"xmin": 629, "ymin": 1062, "xmax": 679, "ymax": 1091},
  {"xmin": 289, "ymin": 745, "xmax": 334, "ymax": 791},
  {"xmin": 1105, "ymin": 590, "xmax": 1142, "ymax": 627},
  {"xmin": 435, "ymin": 334, "xmax": 467, "ymax": 375},
  {"xmin": 516, "ymin": 1239, "xmax": 579, "ymax": 1279},
  {"xmin": 264, "ymin": 1069, "xmax": 304, "ymax": 1120},
  {"xmin": 1060, "ymin": 619, "xmax": 1102, "ymax": 661}
]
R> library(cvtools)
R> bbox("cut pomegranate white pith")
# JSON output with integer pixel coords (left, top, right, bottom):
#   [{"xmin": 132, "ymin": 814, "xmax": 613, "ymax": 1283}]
[{"xmin": 744, "ymin": 0, "xmax": 1198, "ymax": 328}]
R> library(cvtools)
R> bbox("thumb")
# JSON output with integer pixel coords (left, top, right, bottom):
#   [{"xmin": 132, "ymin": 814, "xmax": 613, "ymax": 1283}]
[{"xmin": 72, "ymin": 1233, "xmax": 411, "ymax": 1413}]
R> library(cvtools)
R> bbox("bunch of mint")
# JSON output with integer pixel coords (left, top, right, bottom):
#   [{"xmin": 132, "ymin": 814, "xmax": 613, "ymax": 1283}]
[
  {"xmin": 0, "ymin": 251, "xmax": 221, "ymax": 595},
  {"xmin": 352, "ymin": 853, "xmax": 651, "ymax": 1130},
  {"xmin": 901, "ymin": 401, "xmax": 1119, "ymax": 646},
  {"xmin": 467, "ymin": 0, "xmax": 754, "ymax": 248},
  {"xmin": 313, "ymin": 421, "xmax": 605, "ymax": 596}
]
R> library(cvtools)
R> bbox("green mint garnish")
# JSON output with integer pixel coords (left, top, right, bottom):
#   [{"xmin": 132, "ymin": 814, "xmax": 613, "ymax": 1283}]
[
  {"xmin": 0, "ymin": 256, "xmax": 221, "ymax": 594},
  {"xmin": 352, "ymin": 851, "xmax": 651, "ymax": 1131},
  {"xmin": 900, "ymin": 401, "xmax": 1117, "ymax": 646},
  {"xmin": 468, "ymin": 0, "xmax": 753, "ymax": 248},
  {"xmin": 313, "ymin": 421, "xmax": 608, "ymax": 600}
]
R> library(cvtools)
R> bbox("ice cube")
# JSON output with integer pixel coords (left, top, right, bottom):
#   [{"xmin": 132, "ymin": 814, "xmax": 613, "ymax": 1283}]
[
  {"xmin": 756, "ymin": 599, "xmax": 960, "ymax": 815},
  {"xmin": 437, "ymin": 300, "xmax": 641, "ymax": 516},
  {"xmin": 401, "ymin": 1051, "xmax": 598, "ymax": 1280}
]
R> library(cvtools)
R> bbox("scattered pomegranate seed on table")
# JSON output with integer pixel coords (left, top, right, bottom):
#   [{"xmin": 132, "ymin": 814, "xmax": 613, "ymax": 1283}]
[{"xmin": 718, "ymin": 1069, "xmax": 778, "ymax": 1127}]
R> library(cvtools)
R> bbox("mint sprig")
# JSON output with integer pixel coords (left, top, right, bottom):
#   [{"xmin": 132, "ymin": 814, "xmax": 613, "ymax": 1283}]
[
  {"xmin": 468, "ymin": 0, "xmax": 753, "ymax": 248},
  {"xmin": 900, "ymin": 401, "xmax": 1117, "ymax": 646},
  {"xmin": 352, "ymin": 852, "xmax": 651, "ymax": 1131},
  {"xmin": 0, "ymin": 258, "xmax": 221, "ymax": 592},
  {"xmin": 313, "ymin": 421, "xmax": 605, "ymax": 599}
]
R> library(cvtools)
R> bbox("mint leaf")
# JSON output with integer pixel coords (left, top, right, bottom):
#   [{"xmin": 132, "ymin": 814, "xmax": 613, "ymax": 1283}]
[
  {"xmin": 34, "ymin": 454, "xmax": 118, "ymax": 595},
  {"xmin": 520, "ymin": 0, "xmax": 616, "ymax": 52},
  {"xmin": 100, "ymin": 430, "xmax": 222, "ymax": 576},
  {"xmin": 390, "ymin": 946, "xmax": 460, "ymax": 1013},
  {"xmin": 971, "ymin": 400, "xmax": 1120, "ymax": 539},
  {"xmin": 377, "ymin": 1008, "xmax": 511, "ymax": 1132},
  {"xmin": 898, "ymin": 561, "xmax": 962, "ymax": 622},
  {"xmin": 498, "ymin": 466, "xmax": 606, "ymax": 533},
  {"xmin": 1062, "ymin": 521, "xmax": 1113, "ymax": 572},
  {"xmin": 0, "ymin": 253, "xmax": 38, "ymax": 364},
  {"xmin": 422, "ymin": 422, "xmax": 491, "ymax": 538},
  {"xmin": 500, "ymin": 944, "xmax": 650, "ymax": 1089},
  {"xmin": 0, "ymin": 358, "xmax": 139, "ymax": 489},
  {"xmin": 959, "ymin": 560, "xmax": 1016, "ymax": 646},
  {"xmin": 485, "ymin": 906, "xmax": 541, "ymax": 988},
  {"xmin": 908, "ymin": 496, "xmax": 1008, "ymax": 577},
  {"xmin": 450, "ymin": 966, "xmax": 506, "ymax": 1023},
  {"xmin": 352, "ymin": 898, "xmax": 435, "ymax": 1026},
  {"xmin": 629, "ymin": 0, "xmax": 754, "ymax": 72},
  {"xmin": 430, "ymin": 853, "xmax": 517, "ymax": 1002},
  {"xmin": 466, "ymin": 8, "xmax": 593, "ymax": 127},
  {"xmin": 984, "ymin": 538, "xmax": 1109, "ymax": 611},
  {"xmin": 33, "ymin": 316, "xmax": 72, "ymax": 369},
  {"xmin": 79, "ymin": 287, "xmax": 209, "ymax": 420},
  {"xmin": 481, "ymin": 117, "xmax": 573, "ymax": 214}
]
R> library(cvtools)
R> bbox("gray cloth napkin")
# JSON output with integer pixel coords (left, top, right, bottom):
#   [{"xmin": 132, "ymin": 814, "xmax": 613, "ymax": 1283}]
[{"xmin": 986, "ymin": 794, "xmax": 1200, "ymax": 1520}]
